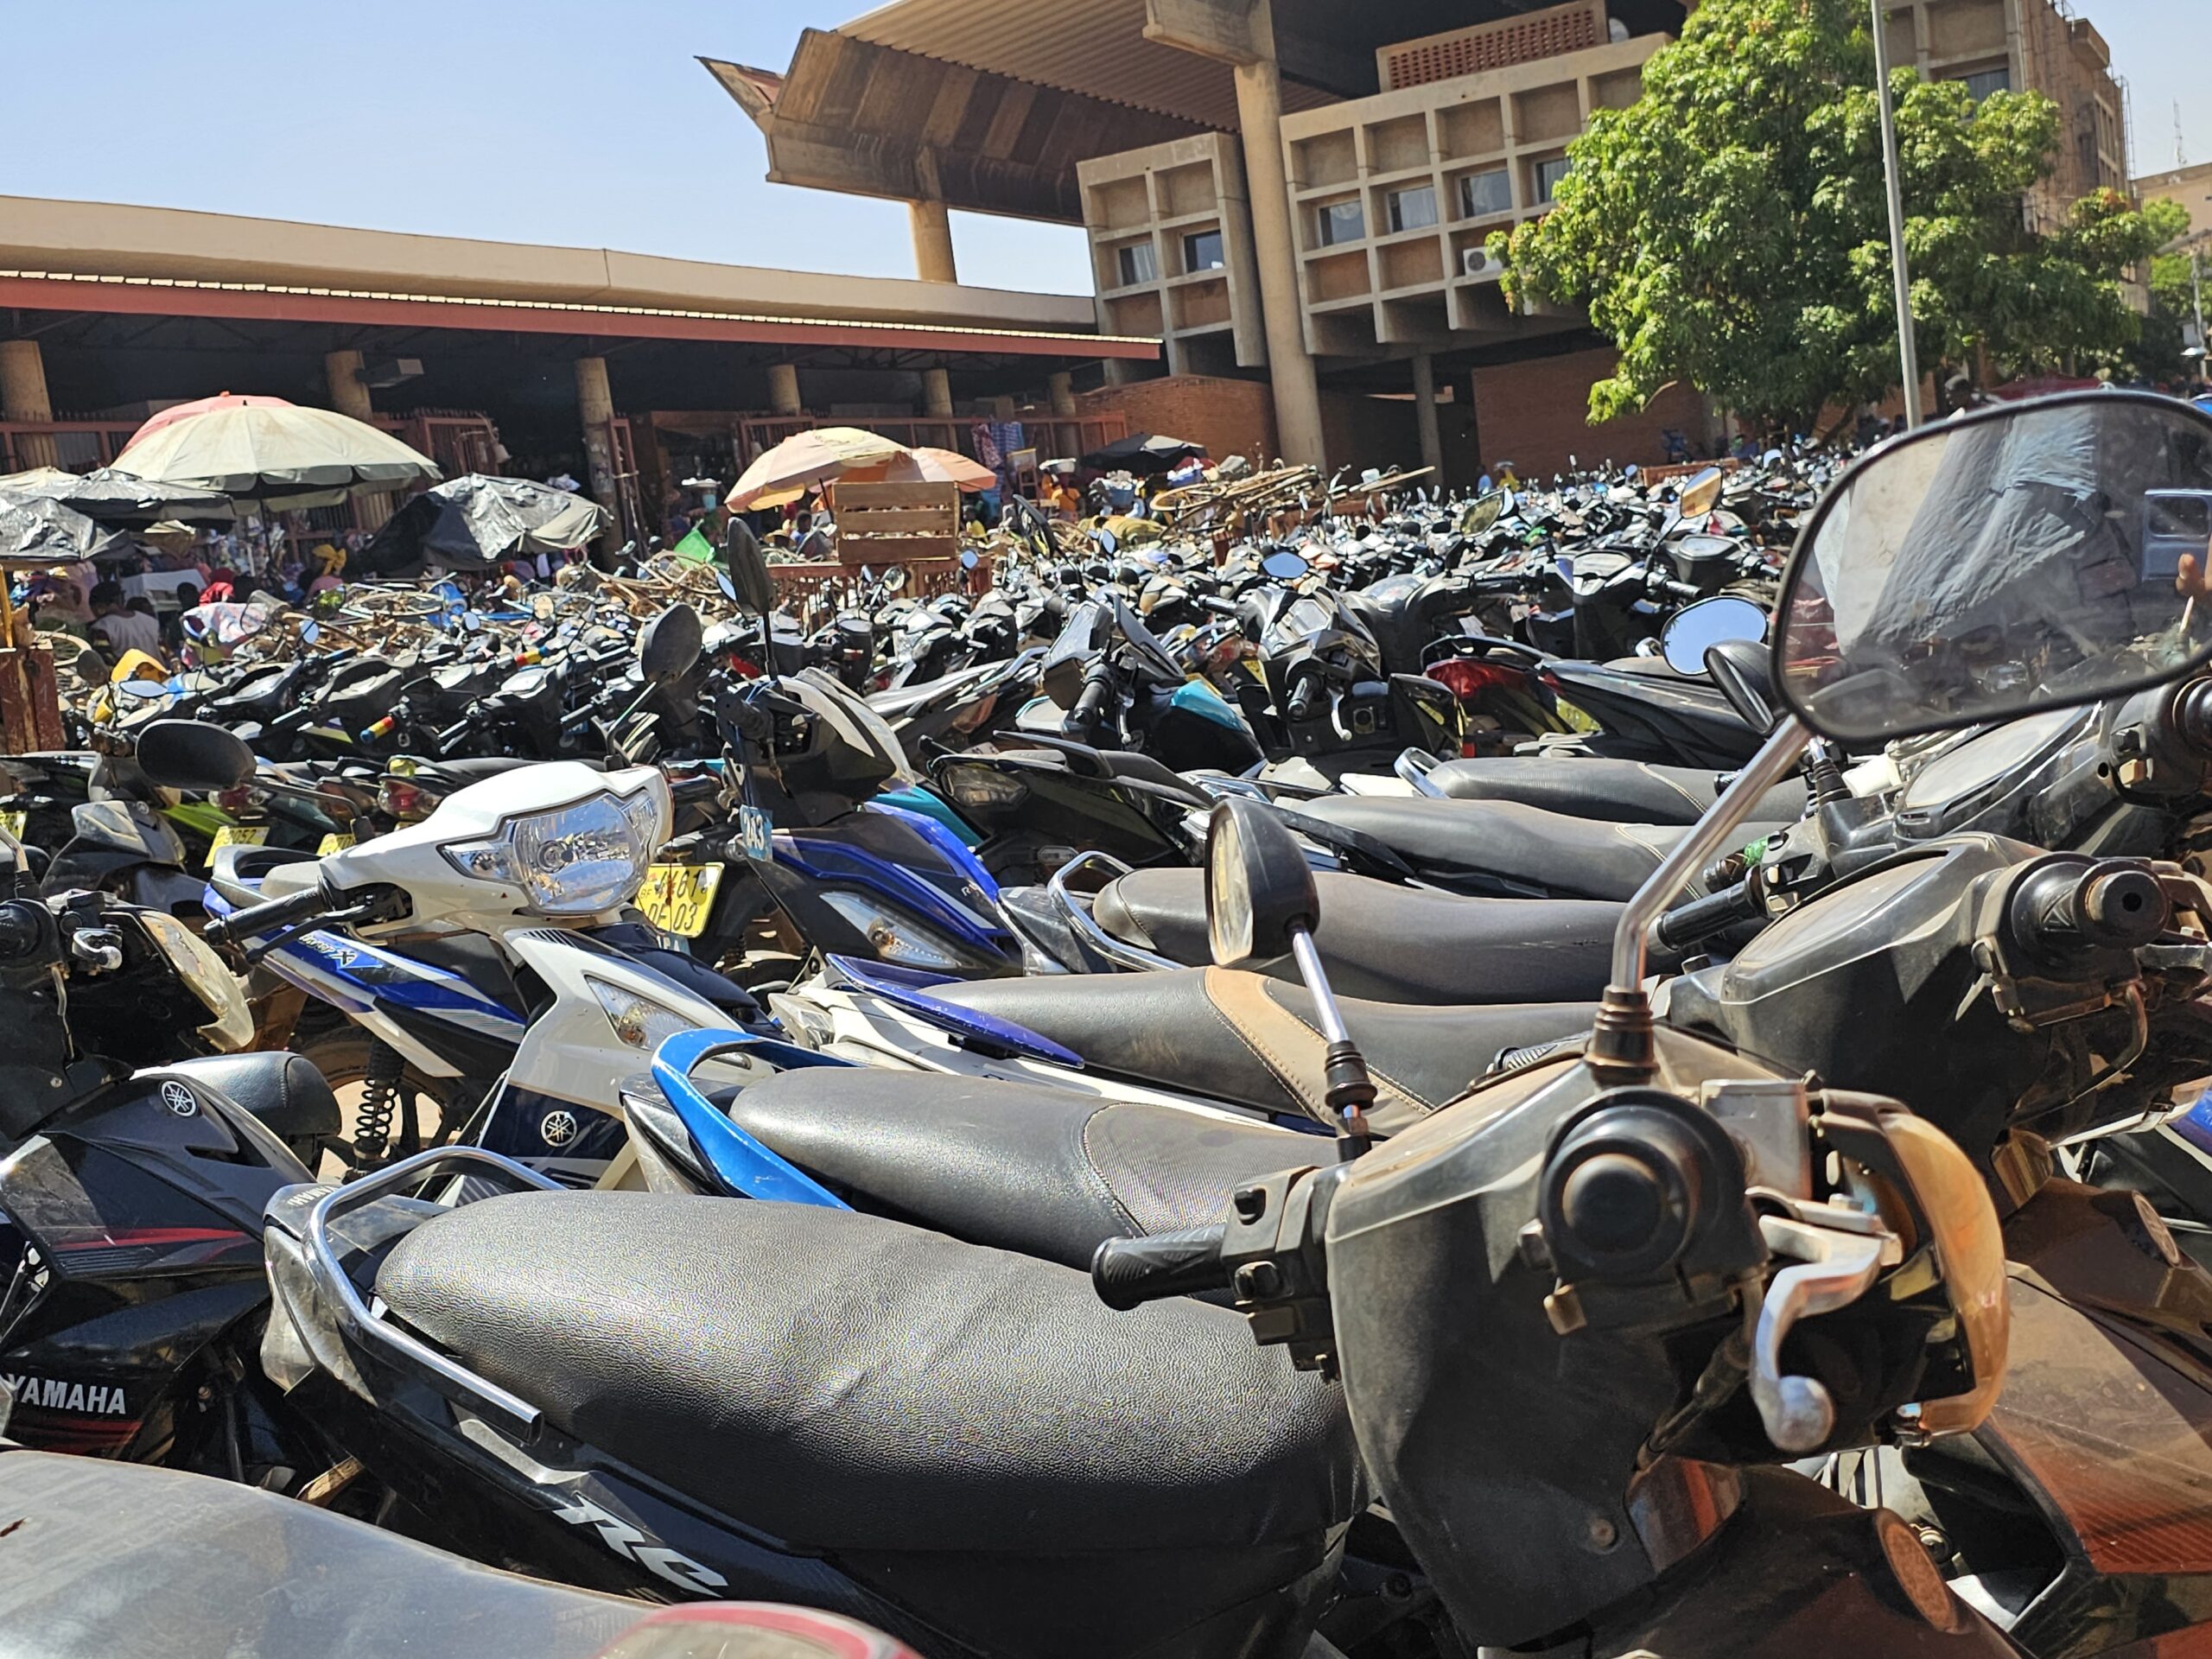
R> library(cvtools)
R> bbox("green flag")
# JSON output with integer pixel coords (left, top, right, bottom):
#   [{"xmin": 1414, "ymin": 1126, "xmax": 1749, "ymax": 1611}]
[{"xmin": 671, "ymin": 524, "xmax": 717, "ymax": 564}]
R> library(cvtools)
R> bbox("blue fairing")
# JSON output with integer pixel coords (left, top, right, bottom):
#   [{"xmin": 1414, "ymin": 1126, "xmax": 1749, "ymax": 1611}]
[
  {"xmin": 825, "ymin": 955, "xmax": 1083, "ymax": 1067},
  {"xmin": 863, "ymin": 798, "xmax": 1000, "ymax": 899},
  {"xmin": 1170, "ymin": 677, "xmax": 1251, "ymax": 733},
  {"xmin": 874, "ymin": 785, "xmax": 983, "ymax": 849},
  {"xmin": 769, "ymin": 813, "xmax": 1015, "ymax": 962},
  {"xmin": 650, "ymin": 1029, "xmax": 849, "ymax": 1206}
]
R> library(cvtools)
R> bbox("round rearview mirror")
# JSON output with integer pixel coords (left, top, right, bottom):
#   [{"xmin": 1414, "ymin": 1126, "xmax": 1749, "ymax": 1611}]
[
  {"xmin": 882, "ymin": 565, "xmax": 910, "ymax": 596},
  {"xmin": 1261, "ymin": 550, "xmax": 1311, "ymax": 582},
  {"xmin": 1678, "ymin": 466, "xmax": 1726, "ymax": 518},
  {"xmin": 960, "ymin": 548, "xmax": 980, "ymax": 570},
  {"xmin": 300, "ymin": 620, "xmax": 321, "ymax": 646},
  {"xmin": 533, "ymin": 593, "xmax": 557, "ymax": 622},
  {"xmin": 715, "ymin": 569, "xmax": 737, "ymax": 603},
  {"xmin": 1773, "ymin": 391, "xmax": 2212, "ymax": 743},
  {"xmin": 1096, "ymin": 529, "xmax": 1119, "ymax": 556},
  {"xmin": 463, "ymin": 609, "xmax": 484, "ymax": 633},
  {"xmin": 1205, "ymin": 797, "xmax": 1319, "ymax": 968},
  {"xmin": 137, "ymin": 718, "xmax": 255, "ymax": 791},
  {"xmin": 639, "ymin": 602, "xmax": 705, "ymax": 684},
  {"xmin": 1661, "ymin": 594, "xmax": 1768, "ymax": 675},
  {"xmin": 71, "ymin": 642, "xmax": 109, "ymax": 681},
  {"xmin": 1457, "ymin": 490, "xmax": 1509, "ymax": 537}
]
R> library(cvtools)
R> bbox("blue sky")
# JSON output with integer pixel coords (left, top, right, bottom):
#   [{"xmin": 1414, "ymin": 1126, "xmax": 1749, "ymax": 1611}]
[{"xmin": 2, "ymin": 0, "xmax": 2204, "ymax": 294}]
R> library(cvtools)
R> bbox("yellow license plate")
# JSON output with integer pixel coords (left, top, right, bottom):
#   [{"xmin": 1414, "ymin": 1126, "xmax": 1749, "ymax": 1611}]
[
  {"xmin": 0, "ymin": 811, "xmax": 23, "ymax": 841},
  {"xmin": 638, "ymin": 862, "xmax": 723, "ymax": 938},
  {"xmin": 205, "ymin": 823, "xmax": 270, "ymax": 868},
  {"xmin": 316, "ymin": 833, "xmax": 356, "ymax": 855}
]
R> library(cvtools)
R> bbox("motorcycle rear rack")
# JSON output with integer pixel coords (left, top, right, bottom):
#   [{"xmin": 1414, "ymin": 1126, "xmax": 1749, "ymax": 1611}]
[
  {"xmin": 1045, "ymin": 850, "xmax": 1180, "ymax": 973},
  {"xmin": 305, "ymin": 1144, "xmax": 560, "ymax": 1440}
]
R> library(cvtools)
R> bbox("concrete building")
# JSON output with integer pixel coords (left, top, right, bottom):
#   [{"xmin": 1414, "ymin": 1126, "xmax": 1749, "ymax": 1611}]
[
  {"xmin": 2138, "ymin": 160, "xmax": 2212, "ymax": 243},
  {"xmin": 713, "ymin": 0, "xmax": 2140, "ymax": 480},
  {"xmin": 0, "ymin": 195, "xmax": 1152, "ymax": 539}
]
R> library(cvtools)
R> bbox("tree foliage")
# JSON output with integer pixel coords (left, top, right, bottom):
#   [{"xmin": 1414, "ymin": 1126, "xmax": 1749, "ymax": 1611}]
[{"xmin": 1492, "ymin": 0, "xmax": 2168, "ymax": 429}]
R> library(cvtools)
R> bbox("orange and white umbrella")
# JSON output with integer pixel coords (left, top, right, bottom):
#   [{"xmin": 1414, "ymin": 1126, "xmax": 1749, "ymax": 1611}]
[
  {"xmin": 727, "ymin": 426, "xmax": 910, "ymax": 511},
  {"xmin": 883, "ymin": 447, "xmax": 997, "ymax": 493}
]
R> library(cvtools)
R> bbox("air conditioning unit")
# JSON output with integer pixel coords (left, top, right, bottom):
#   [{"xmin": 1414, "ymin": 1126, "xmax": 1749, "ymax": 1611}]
[{"xmin": 1461, "ymin": 247, "xmax": 1506, "ymax": 282}]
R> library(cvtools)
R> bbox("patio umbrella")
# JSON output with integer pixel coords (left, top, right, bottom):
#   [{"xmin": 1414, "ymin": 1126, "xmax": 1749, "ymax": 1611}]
[
  {"xmin": 727, "ymin": 426, "xmax": 909, "ymax": 511},
  {"xmin": 111, "ymin": 394, "xmax": 440, "ymax": 512},
  {"xmin": 883, "ymin": 446, "xmax": 997, "ymax": 493},
  {"xmin": 0, "ymin": 465, "xmax": 236, "ymax": 526},
  {"xmin": 359, "ymin": 474, "xmax": 611, "ymax": 575},
  {"xmin": 1079, "ymin": 432, "xmax": 1206, "ymax": 475}
]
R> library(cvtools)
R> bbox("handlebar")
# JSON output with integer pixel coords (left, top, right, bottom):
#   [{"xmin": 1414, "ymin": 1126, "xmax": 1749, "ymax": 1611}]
[
  {"xmin": 1195, "ymin": 594, "xmax": 1242, "ymax": 619},
  {"xmin": 1653, "ymin": 878, "xmax": 1766, "ymax": 952},
  {"xmin": 1090, "ymin": 1225, "xmax": 1230, "ymax": 1310},
  {"xmin": 1065, "ymin": 668, "xmax": 1115, "ymax": 741},
  {"xmin": 204, "ymin": 881, "xmax": 332, "ymax": 947}
]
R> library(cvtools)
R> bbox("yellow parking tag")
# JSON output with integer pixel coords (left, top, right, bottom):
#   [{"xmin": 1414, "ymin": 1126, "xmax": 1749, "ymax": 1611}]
[
  {"xmin": 316, "ymin": 833, "xmax": 356, "ymax": 856},
  {"xmin": 637, "ymin": 862, "xmax": 723, "ymax": 938},
  {"xmin": 205, "ymin": 823, "xmax": 270, "ymax": 868}
]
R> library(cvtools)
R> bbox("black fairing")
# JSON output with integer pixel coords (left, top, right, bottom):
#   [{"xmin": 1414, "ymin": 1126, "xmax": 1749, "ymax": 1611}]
[
  {"xmin": 1323, "ymin": 1030, "xmax": 1777, "ymax": 1648},
  {"xmin": 1665, "ymin": 836, "xmax": 2200, "ymax": 1157}
]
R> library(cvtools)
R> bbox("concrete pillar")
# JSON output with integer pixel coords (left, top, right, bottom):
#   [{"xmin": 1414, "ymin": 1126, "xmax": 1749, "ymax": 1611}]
[
  {"xmin": 1049, "ymin": 372, "xmax": 1078, "ymax": 416},
  {"xmin": 921, "ymin": 366, "xmax": 955, "ymax": 418},
  {"xmin": 990, "ymin": 394, "xmax": 1018, "ymax": 422},
  {"xmin": 0, "ymin": 340, "xmax": 56, "ymax": 470},
  {"xmin": 908, "ymin": 200, "xmax": 958, "ymax": 284},
  {"xmin": 766, "ymin": 362, "xmax": 803, "ymax": 417},
  {"xmin": 574, "ymin": 356, "xmax": 621, "ymax": 533},
  {"xmin": 1231, "ymin": 8, "xmax": 1326, "ymax": 468},
  {"xmin": 1410, "ymin": 353, "xmax": 1442, "ymax": 480},
  {"xmin": 323, "ymin": 349, "xmax": 375, "ymax": 422}
]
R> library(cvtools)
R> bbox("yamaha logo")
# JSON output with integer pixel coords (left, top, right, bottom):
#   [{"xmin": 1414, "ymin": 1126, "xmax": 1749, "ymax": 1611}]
[
  {"xmin": 159, "ymin": 1082, "xmax": 199, "ymax": 1118},
  {"xmin": 539, "ymin": 1110, "xmax": 580, "ymax": 1148}
]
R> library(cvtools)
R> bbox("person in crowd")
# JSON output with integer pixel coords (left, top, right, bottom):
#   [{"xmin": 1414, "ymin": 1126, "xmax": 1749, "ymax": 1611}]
[
  {"xmin": 29, "ymin": 573, "xmax": 92, "ymax": 641},
  {"xmin": 90, "ymin": 581, "xmax": 164, "ymax": 662},
  {"xmin": 308, "ymin": 545, "xmax": 346, "ymax": 596}
]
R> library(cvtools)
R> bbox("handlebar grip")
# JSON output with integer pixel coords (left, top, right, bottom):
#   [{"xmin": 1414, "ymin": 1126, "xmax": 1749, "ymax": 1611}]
[
  {"xmin": 1654, "ymin": 879, "xmax": 1765, "ymax": 952},
  {"xmin": 436, "ymin": 717, "xmax": 474, "ymax": 751},
  {"xmin": 1287, "ymin": 677, "xmax": 1322, "ymax": 723},
  {"xmin": 1090, "ymin": 1225, "xmax": 1230, "ymax": 1310},
  {"xmin": 669, "ymin": 773, "xmax": 721, "ymax": 805},
  {"xmin": 1196, "ymin": 594, "xmax": 1240, "ymax": 618},
  {"xmin": 205, "ymin": 882, "xmax": 331, "ymax": 947},
  {"xmin": 1065, "ymin": 671, "xmax": 1114, "ymax": 739}
]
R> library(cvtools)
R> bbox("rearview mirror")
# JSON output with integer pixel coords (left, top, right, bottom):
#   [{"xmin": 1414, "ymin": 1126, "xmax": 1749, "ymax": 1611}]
[
  {"xmin": 1661, "ymin": 593, "xmax": 1767, "ymax": 675},
  {"xmin": 137, "ymin": 719, "xmax": 255, "ymax": 791},
  {"xmin": 1261, "ymin": 550, "xmax": 1310, "ymax": 582},
  {"xmin": 1205, "ymin": 797, "xmax": 1318, "ymax": 967},
  {"xmin": 724, "ymin": 518, "xmax": 776, "ymax": 616},
  {"xmin": 1773, "ymin": 391, "xmax": 2212, "ymax": 743},
  {"xmin": 1678, "ymin": 467, "xmax": 1726, "ymax": 518},
  {"xmin": 639, "ymin": 603, "xmax": 704, "ymax": 684},
  {"xmin": 1458, "ymin": 490, "xmax": 1509, "ymax": 537},
  {"xmin": 960, "ymin": 548, "xmax": 980, "ymax": 571}
]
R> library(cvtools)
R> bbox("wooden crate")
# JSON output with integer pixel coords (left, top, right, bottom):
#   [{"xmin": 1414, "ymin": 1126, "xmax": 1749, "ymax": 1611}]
[{"xmin": 830, "ymin": 480, "xmax": 961, "ymax": 567}]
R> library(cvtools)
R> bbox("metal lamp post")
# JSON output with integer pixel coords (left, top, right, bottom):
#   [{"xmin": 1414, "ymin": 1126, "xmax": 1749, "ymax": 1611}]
[{"xmin": 1871, "ymin": 0, "xmax": 1924, "ymax": 428}]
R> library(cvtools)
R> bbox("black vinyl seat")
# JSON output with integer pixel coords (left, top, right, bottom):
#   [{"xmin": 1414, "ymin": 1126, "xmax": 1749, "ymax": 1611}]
[
  {"xmin": 1093, "ymin": 868, "xmax": 1621, "ymax": 1003},
  {"xmin": 723, "ymin": 1068, "xmax": 1315, "ymax": 1268},
  {"xmin": 1296, "ymin": 796, "xmax": 1789, "ymax": 901},
  {"xmin": 376, "ymin": 1192, "xmax": 1357, "ymax": 1647},
  {"xmin": 936, "ymin": 968, "xmax": 1593, "ymax": 1132},
  {"xmin": 165, "ymin": 1052, "xmax": 340, "ymax": 1148},
  {"xmin": 1421, "ymin": 756, "xmax": 1807, "ymax": 826}
]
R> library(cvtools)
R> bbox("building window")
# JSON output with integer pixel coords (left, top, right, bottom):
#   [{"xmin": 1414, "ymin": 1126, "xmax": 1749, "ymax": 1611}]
[
  {"xmin": 1317, "ymin": 200, "xmax": 1367, "ymax": 246},
  {"xmin": 1183, "ymin": 229, "xmax": 1224, "ymax": 271},
  {"xmin": 1116, "ymin": 242, "xmax": 1158, "ymax": 286},
  {"xmin": 1532, "ymin": 156, "xmax": 1573, "ymax": 205},
  {"xmin": 1388, "ymin": 184, "xmax": 1439, "ymax": 234},
  {"xmin": 1459, "ymin": 168, "xmax": 1512, "ymax": 219},
  {"xmin": 1960, "ymin": 66, "xmax": 2012, "ymax": 101}
]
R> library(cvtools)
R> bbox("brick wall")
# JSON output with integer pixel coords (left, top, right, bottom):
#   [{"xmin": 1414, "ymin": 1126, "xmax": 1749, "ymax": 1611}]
[
  {"xmin": 1077, "ymin": 374, "xmax": 1279, "ymax": 465},
  {"xmin": 1471, "ymin": 346, "xmax": 1713, "ymax": 475}
]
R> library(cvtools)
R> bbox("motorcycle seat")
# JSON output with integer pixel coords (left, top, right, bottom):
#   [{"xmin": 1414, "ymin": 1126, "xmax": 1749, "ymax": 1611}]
[
  {"xmin": 936, "ymin": 968, "xmax": 1593, "ymax": 1135},
  {"xmin": 375, "ymin": 1193, "xmax": 1357, "ymax": 1641},
  {"xmin": 163, "ymin": 1052, "xmax": 341, "ymax": 1148},
  {"xmin": 1420, "ymin": 756, "xmax": 1807, "ymax": 827},
  {"xmin": 1091, "ymin": 868, "xmax": 1621, "ymax": 1004},
  {"xmin": 1295, "ymin": 796, "xmax": 1789, "ymax": 901},
  {"xmin": 723, "ymin": 1068, "xmax": 1313, "ymax": 1268}
]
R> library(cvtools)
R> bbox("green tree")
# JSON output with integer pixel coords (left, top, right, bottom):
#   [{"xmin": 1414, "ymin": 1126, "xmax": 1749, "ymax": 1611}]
[{"xmin": 1493, "ymin": 0, "xmax": 2167, "ymax": 431}]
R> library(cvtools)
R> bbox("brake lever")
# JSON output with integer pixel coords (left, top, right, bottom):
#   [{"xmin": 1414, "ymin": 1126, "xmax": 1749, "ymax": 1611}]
[{"xmin": 1747, "ymin": 1206, "xmax": 1900, "ymax": 1452}]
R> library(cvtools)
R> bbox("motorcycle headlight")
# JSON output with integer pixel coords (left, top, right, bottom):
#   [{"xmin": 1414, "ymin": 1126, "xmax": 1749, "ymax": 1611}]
[
  {"xmin": 138, "ymin": 909, "xmax": 255, "ymax": 1052},
  {"xmin": 442, "ymin": 779, "xmax": 670, "ymax": 916},
  {"xmin": 589, "ymin": 977, "xmax": 701, "ymax": 1052}
]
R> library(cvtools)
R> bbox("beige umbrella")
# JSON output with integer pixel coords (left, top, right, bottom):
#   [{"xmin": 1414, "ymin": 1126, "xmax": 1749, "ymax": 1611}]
[
  {"xmin": 727, "ymin": 426, "xmax": 909, "ymax": 512},
  {"xmin": 882, "ymin": 446, "xmax": 997, "ymax": 493},
  {"xmin": 112, "ymin": 394, "xmax": 440, "ymax": 512}
]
